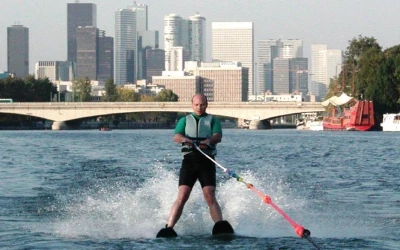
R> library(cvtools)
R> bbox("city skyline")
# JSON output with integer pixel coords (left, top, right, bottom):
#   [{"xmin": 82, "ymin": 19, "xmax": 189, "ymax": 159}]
[{"xmin": 1, "ymin": 0, "xmax": 399, "ymax": 74}]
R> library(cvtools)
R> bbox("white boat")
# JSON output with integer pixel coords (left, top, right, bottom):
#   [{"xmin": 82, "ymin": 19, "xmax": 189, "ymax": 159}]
[
  {"xmin": 296, "ymin": 112, "xmax": 323, "ymax": 131},
  {"xmin": 380, "ymin": 113, "xmax": 400, "ymax": 131}
]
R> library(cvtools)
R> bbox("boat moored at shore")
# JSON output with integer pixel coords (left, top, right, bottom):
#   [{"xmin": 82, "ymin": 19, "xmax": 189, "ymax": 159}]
[
  {"xmin": 296, "ymin": 112, "xmax": 323, "ymax": 131},
  {"xmin": 321, "ymin": 93, "xmax": 375, "ymax": 131},
  {"xmin": 380, "ymin": 113, "xmax": 400, "ymax": 131}
]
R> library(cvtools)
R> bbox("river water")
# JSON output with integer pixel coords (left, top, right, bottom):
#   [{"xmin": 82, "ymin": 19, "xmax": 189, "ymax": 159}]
[{"xmin": 0, "ymin": 129, "xmax": 399, "ymax": 250}]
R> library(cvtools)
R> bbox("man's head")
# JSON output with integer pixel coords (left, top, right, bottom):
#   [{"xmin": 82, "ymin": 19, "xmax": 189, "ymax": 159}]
[{"xmin": 191, "ymin": 93, "xmax": 208, "ymax": 116}]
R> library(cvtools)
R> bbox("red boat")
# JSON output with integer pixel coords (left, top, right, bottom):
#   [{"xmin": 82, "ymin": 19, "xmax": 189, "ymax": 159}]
[{"xmin": 321, "ymin": 93, "xmax": 375, "ymax": 131}]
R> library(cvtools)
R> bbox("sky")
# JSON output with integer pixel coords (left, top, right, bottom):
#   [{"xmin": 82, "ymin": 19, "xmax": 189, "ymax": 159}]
[{"xmin": 1, "ymin": 0, "xmax": 400, "ymax": 74}]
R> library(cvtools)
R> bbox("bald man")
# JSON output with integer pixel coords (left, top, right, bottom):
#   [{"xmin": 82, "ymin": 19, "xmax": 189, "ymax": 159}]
[{"xmin": 157, "ymin": 93, "xmax": 233, "ymax": 237}]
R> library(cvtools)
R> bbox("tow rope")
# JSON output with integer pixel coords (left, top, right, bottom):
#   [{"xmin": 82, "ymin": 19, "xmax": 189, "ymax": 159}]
[{"xmin": 194, "ymin": 144, "xmax": 321, "ymax": 249}]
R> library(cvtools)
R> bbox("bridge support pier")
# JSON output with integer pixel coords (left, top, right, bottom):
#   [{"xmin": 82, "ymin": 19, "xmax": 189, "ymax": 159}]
[
  {"xmin": 249, "ymin": 120, "xmax": 270, "ymax": 130},
  {"xmin": 249, "ymin": 120, "xmax": 261, "ymax": 129},
  {"xmin": 52, "ymin": 121, "xmax": 69, "ymax": 130}
]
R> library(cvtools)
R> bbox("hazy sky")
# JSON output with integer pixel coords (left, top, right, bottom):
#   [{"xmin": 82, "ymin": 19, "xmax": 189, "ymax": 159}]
[{"xmin": 1, "ymin": 0, "xmax": 399, "ymax": 74}]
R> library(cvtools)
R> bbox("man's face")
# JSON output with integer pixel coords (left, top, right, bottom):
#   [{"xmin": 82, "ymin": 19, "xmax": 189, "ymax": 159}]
[{"xmin": 192, "ymin": 95, "xmax": 207, "ymax": 116}]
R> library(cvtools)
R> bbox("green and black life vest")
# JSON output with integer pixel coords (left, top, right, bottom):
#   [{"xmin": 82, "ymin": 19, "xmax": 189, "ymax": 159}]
[{"xmin": 182, "ymin": 114, "xmax": 216, "ymax": 156}]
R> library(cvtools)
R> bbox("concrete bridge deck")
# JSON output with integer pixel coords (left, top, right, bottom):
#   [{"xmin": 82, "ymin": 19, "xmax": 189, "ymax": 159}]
[{"xmin": 0, "ymin": 102, "xmax": 325, "ymax": 130}]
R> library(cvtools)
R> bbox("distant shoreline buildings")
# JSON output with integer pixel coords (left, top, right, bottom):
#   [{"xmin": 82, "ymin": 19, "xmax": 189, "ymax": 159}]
[{"xmin": 4, "ymin": 2, "xmax": 342, "ymax": 102}]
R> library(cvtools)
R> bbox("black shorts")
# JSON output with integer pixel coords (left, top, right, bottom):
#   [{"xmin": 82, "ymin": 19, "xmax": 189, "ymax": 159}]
[{"xmin": 178, "ymin": 152, "xmax": 216, "ymax": 188}]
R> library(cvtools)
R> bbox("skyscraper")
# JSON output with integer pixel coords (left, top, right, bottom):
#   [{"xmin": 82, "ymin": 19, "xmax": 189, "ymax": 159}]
[
  {"xmin": 188, "ymin": 14, "xmax": 206, "ymax": 62},
  {"xmin": 212, "ymin": 22, "xmax": 254, "ymax": 97},
  {"xmin": 137, "ymin": 30, "xmax": 159, "ymax": 80},
  {"xmin": 164, "ymin": 14, "xmax": 184, "ymax": 71},
  {"xmin": 289, "ymin": 57, "xmax": 308, "ymax": 94},
  {"xmin": 272, "ymin": 58, "xmax": 290, "ymax": 94},
  {"xmin": 76, "ymin": 26, "xmax": 99, "ymax": 80},
  {"xmin": 128, "ymin": 2, "xmax": 148, "ymax": 31},
  {"xmin": 7, "ymin": 24, "xmax": 29, "ymax": 77},
  {"xmin": 257, "ymin": 39, "xmax": 280, "ymax": 95},
  {"xmin": 281, "ymin": 39, "xmax": 303, "ymax": 58},
  {"xmin": 98, "ymin": 31, "xmax": 114, "ymax": 83},
  {"xmin": 115, "ymin": 8, "xmax": 137, "ymax": 85},
  {"xmin": 164, "ymin": 13, "xmax": 206, "ymax": 71},
  {"xmin": 146, "ymin": 49, "xmax": 165, "ymax": 82},
  {"xmin": 67, "ymin": 2, "xmax": 96, "ymax": 64},
  {"xmin": 257, "ymin": 38, "xmax": 306, "ymax": 96},
  {"xmin": 311, "ymin": 44, "xmax": 342, "ymax": 99}
]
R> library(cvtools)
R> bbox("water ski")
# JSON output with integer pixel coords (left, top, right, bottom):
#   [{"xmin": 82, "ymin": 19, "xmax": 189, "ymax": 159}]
[
  {"xmin": 156, "ymin": 225, "xmax": 178, "ymax": 238},
  {"xmin": 212, "ymin": 220, "xmax": 234, "ymax": 235}
]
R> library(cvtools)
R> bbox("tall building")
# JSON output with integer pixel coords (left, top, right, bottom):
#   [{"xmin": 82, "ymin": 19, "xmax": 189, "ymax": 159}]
[
  {"xmin": 67, "ymin": 2, "xmax": 96, "ymax": 64},
  {"xmin": 212, "ymin": 22, "xmax": 254, "ymax": 97},
  {"xmin": 281, "ymin": 39, "xmax": 303, "ymax": 58},
  {"xmin": 272, "ymin": 58, "xmax": 290, "ymax": 94},
  {"xmin": 146, "ymin": 49, "xmax": 165, "ymax": 82},
  {"xmin": 311, "ymin": 44, "xmax": 342, "ymax": 99},
  {"xmin": 138, "ymin": 30, "xmax": 159, "ymax": 80},
  {"xmin": 188, "ymin": 14, "xmax": 206, "ymax": 62},
  {"xmin": 114, "ymin": 3, "xmax": 149, "ymax": 85},
  {"xmin": 164, "ymin": 13, "xmax": 206, "ymax": 71},
  {"xmin": 257, "ymin": 38, "xmax": 305, "ymax": 96},
  {"xmin": 257, "ymin": 39, "xmax": 280, "ymax": 95},
  {"xmin": 35, "ymin": 61, "xmax": 76, "ymax": 82},
  {"xmin": 129, "ymin": 2, "xmax": 148, "ymax": 31},
  {"xmin": 289, "ymin": 57, "xmax": 308, "ymax": 95},
  {"xmin": 76, "ymin": 26, "xmax": 99, "ymax": 80},
  {"xmin": 164, "ymin": 14, "xmax": 184, "ymax": 71},
  {"xmin": 327, "ymin": 49, "xmax": 343, "ymax": 83},
  {"xmin": 7, "ymin": 24, "xmax": 29, "ymax": 77},
  {"xmin": 98, "ymin": 31, "xmax": 114, "ymax": 83},
  {"xmin": 115, "ymin": 8, "xmax": 137, "ymax": 85}
]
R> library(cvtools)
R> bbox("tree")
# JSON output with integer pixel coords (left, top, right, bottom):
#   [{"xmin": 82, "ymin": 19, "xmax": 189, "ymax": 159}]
[
  {"xmin": 340, "ymin": 36, "xmax": 382, "ymax": 98},
  {"xmin": 116, "ymin": 87, "xmax": 140, "ymax": 102},
  {"xmin": 326, "ymin": 36, "xmax": 400, "ymax": 128},
  {"xmin": 0, "ymin": 75, "xmax": 56, "ymax": 102},
  {"xmin": 345, "ymin": 35, "xmax": 381, "ymax": 62},
  {"xmin": 103, "ymin": 78, "xmax": 117, "ymax": 101},
  {"xmin": 155, "ymin": 89, "xmax": 179, "ymax": 102},
  {"xmin": 72, "ymin": 77, "xmax": 92, "ymax": 102},
  {"xmin": 25, "ymin": 76, "xmax": 56, "ymax": 102}
]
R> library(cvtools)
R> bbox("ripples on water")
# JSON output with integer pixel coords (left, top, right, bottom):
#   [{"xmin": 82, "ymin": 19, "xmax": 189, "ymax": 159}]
[{"xmin": 0, "ymin": 129, "xmax": 399, "ymax": 249}]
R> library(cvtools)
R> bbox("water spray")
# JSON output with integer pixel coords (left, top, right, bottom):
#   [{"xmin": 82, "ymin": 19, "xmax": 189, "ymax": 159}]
[{"xmin": 194, "ymin": 144, "xmax": 321, "ymax": 249}]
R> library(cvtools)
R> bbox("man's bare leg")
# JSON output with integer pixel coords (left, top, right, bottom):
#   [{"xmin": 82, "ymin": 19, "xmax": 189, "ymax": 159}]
[
  {"xmin": 167, "ymin": 185, "xmax": 192, "ymax": 228},
  {"xmin": 202, "ymin": 186, "xmax": 223, "ymax": 222}
]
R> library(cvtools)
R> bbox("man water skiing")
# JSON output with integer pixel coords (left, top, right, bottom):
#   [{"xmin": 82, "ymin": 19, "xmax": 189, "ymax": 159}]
[{"xmin": 157, "ymin": 93, "xmax": 234, "ymax": 237}]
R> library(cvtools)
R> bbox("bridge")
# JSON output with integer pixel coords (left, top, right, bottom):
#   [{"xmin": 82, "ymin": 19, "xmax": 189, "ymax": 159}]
[{"xmin": 0, "ymin": 102, "xmax": 325, "ymax": 130}]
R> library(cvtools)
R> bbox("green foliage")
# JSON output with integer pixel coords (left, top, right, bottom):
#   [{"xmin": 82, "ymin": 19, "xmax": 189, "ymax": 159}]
[
  {"xmin": 103, "ymin": 78, "xmax": 117, "ymax": 101},
  {"xmin": 327, "ymin": 35, "xmax": 400, "ymax": 126},
  {"xmin": 115, "ymin": 87, "xmax": 140, "ymax": 102},
  {"xmin": 139, "ymin": 94, "xmax": 156, "ymax": 102},
  {"xmin": 72, "ymin": 77, "xmax": 92, "ymax": 102},
  {"xmin": 155, "ymin": 89, "xmax": 179, "ymax": 102},
  {"xmin": 345, "ymin": 35, "xmax": 382, "ymax": 61},
  {"xmin": 0, "ymin": 75, "xmax": 56, "ymax": 102}
]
